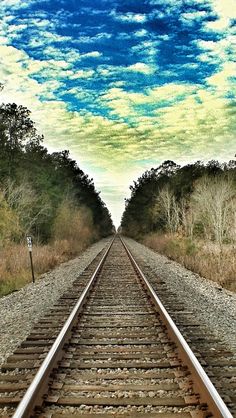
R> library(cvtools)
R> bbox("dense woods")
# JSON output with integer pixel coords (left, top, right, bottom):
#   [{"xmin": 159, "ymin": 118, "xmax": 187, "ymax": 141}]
[
  {"xmin": 0, "ymin": 99, "xmax": 113, "ymax": 295},
  {"xmin": 121, "ymin": 160, "xmax": 236, "ymax": 290},
  {"xmin": 121, "ymin": 160, "xmax": 236, "ymax": 241},
  {"xmin": 0, "ymin": 102, "xmax": 113, "ymax": 243}
]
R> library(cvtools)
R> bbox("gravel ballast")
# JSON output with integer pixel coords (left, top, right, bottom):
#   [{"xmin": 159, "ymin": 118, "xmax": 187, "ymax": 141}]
[
  {"xmin": 123, "ymin": 237, "xmax": 236, "ymax": 355},
  {"xmin": 0, "ymin": 235, "xmax": 235, "ymax": 368},
  {"xmin": 0, "ymin": 237, "xmax": 110, "ymax": 366}
]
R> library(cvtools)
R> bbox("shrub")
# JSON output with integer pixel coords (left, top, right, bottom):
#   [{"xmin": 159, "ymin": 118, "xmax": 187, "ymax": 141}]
[
  {"xmin": 143, "ymin": 233, "xmax": 235, "ymax": 292},
  {"xmin": 52, "ymin": 199, "xmax": 95, "ymax": 252},
  {"xmin": 0, "ymin": 192, "xmax": 22, "ymax": 244}
]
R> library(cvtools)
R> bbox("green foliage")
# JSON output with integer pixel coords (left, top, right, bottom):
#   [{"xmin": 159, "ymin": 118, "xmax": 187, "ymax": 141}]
[
  {"xmin": 0, "ymin": 274, "xmax": 28, "ymax": 297},
  {"xmin": 161, "ymin": 237, "xmax": 180, "ymax": 255},
  {"xmin": 121, "ymin": 160, "xmax": 236, "ymax": 243},
  {"xmin": 165, "ymin": 237, "xmax": 196, "ymax": 257},
  {"xmin": 0, "ymin": 102, "xmax": 113, "ymax": 244},
  {"xmin": 184, "ymin": 239, "xmax": 197, "ymax": 256}
]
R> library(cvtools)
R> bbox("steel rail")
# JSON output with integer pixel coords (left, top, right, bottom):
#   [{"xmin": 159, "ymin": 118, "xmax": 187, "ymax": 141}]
[
  {"xmin": 12, "ymin": 237, "xmax": 115, "ymax": 418},
  {"xmin": 120, "ymin": 236, "xmax": 233, "ymax": 418}
]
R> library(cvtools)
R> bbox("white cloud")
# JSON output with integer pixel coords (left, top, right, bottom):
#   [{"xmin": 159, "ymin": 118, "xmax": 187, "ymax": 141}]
[
  {"xmin": 182, "ymin": 11, "xmax": 207, "ymax": 20},
  {"xmin": 157, "ymin": 34, "xmax": 170, "ymax": 41},
  {"xmin": 97, "ymin": 67, "xmax": 110, "ymax": 76},
  {"xmin": 148, "ymin": 0, "xmax": 182, "ymax": 5},
  {"xmin": 109, "ymin": 81, "xmax": 126, "ymax": 88},
  {"xmin": 0, "ymin": 45, "xmax": 69, "ymax": 102},
  {"xmin": 181, "ymin": 10, "xmax": 207, "ymax": 26},
  {"xmin": 134, "ymin": 29, "xmax": 148, "ymax": 37},
  {"xmin": 132, "ymin": 40, "xmax": 160, "ymax": 56},
  {"xmin": 0, "ymin": 46, "xmax": 47, "ymax": 102},
  {"xmin": 204, "ymin": 0, "xmax": 236, "ymax": 31},
  {"xmin": 34, "ymin": 19, "xmax": 52, "ymax": 28},
  {"xmin": 26, "ymin": 39, "xmax": 102, "ymax": 63},
  {"xmin": 182, "ymin": 62, "xmax": 199, "ymax": 69},
  {"xmin": 111, "ymin": 10, "xmax": 147, "ymax": 23},
  {"xmin": 206, "ymin": 62, "xmax": 236, "ymax": 96},
  {"xmin": 95, "ymin": 62, "xmax": 157, "ymax": 79},
  {"xmin": 0, "ymin": 0, "xmax": 40, "ymax": 10},
  {"xmin": 205, "ymin": 18, "xmax": 229, "ymax": 31},
  {"xmin": 22, "ymin": 30, "xmax": 72, "ymax": 48},
  {"xmin": 210, "ymin": 0, "xmax": 236, "ymax": 21},
  {"xmin": 0, "ymin": 0, "xmax": 26, "ymax": 6},
  {"xmin": 115, "ymin": 32, "xmax": 131, "ymax": 40},
  {"xmin": 81, "ymin": 51, "xmax": 102, "ymax": 59},
  {"xmin": 44, "ymin": 32, "xmax": 72, "ymax": 43},
  {"xmin": 100, "ymin": 83, "xmax": 198, "ymax": 120},
  {"xmin": 7, "ymin": 23, "xmax": 27, "ymax": 32},
  {"xmin": 76, "ymin": 32, "xmax": 112, "ymax": 43},
  {"xmin": 71, "ymin": 69, "xmax": 95, "ymax": 79},
  {"xmin": 196, "ymin": 37, "xmax": 236, "ymax": 65},
  {"xmin": 148, "ymin": 0, "xmax": 183, "ymax": 18},
  {"xmin": 0, "ymin": 36, "xmax": 8, "ymax": 44},
  {"xmin": 149, "ymin": 83, "xmax": 197, "ymax": 101},
  {"xmin": 127, "ymin": 62, "xmax": 154, "ymax": 74}
]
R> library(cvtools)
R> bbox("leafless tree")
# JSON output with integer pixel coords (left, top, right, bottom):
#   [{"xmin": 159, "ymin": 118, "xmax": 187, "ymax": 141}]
[
  {"xmin": 158, "ymin": 185, "xmax": 180, "ymax": 233},
  {"xmin": 191, "ymin": 176, "xmax": 235, "ymax": 245},
  {"xmin": 2, "ymin": 180, "xmax": 50, "ymax": 235},
  {"xmin": 179, "ymin": 198, "xmax": 196, "ymax": 239}
]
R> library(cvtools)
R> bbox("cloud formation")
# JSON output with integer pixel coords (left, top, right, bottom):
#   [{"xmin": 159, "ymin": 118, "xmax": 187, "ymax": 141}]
[{"xmin": 0, "ymin": 0, "xmax": 235, "ymax": 226}]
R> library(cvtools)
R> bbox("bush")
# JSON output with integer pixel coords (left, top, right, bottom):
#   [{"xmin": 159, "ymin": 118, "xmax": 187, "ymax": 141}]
[
  {"xmin": 143, "ymin": 233, "xmax": 235, "ymax": 292},
  {"xmin": 52, "ymin": 199, "xmax": 95, "ymax": 253},
  {"xmin": 185, "ymin": 239, "xmax": 197, "ymax": 256},
  {"xmin": 0, "ymin": 192, "xmax": 22, "ymax": 244}
]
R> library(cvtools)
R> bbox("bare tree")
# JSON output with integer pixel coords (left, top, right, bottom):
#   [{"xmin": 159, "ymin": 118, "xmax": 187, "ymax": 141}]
[
  {"xmin": 158, "ymin": 185, "xmax": 180, "ymax": 233},
  {"xmin": 2, "ymin": 180, "xmax": 50, "ymax": 235},
  {"xmin": 179, "ymin": 198, "xmax": 197, "ymax": 240},
  {"xmin": 191, "ymin": 176, "xmax": 235, "ymax": 244}
]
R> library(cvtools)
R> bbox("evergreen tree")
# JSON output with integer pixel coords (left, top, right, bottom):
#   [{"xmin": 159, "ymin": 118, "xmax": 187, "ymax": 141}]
[{"xmin": 0, "ymin": 102, "xmax": 113, "ymax": 242}]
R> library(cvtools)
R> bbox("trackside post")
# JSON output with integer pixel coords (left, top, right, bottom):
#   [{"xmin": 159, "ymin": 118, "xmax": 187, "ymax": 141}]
[{"xmin": 26, "ymin": 235, "xmax": 35, "ymax": 283}]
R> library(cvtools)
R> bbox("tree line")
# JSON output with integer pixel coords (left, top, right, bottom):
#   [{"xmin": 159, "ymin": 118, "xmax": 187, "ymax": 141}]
[
  {"xmin": 121, "ymin": 160, "xmax": 236, "ymax": 245},
  {"xmin": 0, "ymin": 101, "xmax": 114, "ymax": 246}
]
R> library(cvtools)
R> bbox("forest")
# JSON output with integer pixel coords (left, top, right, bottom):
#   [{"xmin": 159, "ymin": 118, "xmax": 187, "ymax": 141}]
[
  {"xmin": 0, "ymin": 99, "xmax": 113, "ymax": 295},
  {"xmin": 121, "ymin": 160, "xmax": 236, "ymax": 291},
  {"xmin": 1, "ymin": 91, "xmax": 235, "ymax": 295}
]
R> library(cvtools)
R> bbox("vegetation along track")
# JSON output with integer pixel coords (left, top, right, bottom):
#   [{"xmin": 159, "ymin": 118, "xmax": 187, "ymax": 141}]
[{"xmin": 0, "ymin": 236, "xmax": 235, "ymax": 418}]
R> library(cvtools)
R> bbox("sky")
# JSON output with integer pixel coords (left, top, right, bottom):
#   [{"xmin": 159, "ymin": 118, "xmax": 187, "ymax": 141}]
[{"xmin": 0, "ymin": 0, "xmax": 235, "ymax": 227}]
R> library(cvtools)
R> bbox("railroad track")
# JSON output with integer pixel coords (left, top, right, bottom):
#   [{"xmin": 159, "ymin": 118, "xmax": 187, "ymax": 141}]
[{"xmin": 0, "ymin": 236, "xmax": 235, "ymax": 418}]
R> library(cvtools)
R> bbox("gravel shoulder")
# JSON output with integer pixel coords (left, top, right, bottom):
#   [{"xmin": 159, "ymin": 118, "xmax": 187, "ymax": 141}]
[
  {"xmin": 1, "ymin": 235, "xmax": 235, "ymax": 368},
  {"xmin": 123, "ymin": 237, "xmax": 236, "ymax": 355},
  {"xmin": 0, "ymin": 237, "xmax": 110, "ymax": 366}
]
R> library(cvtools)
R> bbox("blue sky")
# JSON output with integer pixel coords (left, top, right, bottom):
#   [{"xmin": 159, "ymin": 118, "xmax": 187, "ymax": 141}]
[{"xmin": 0, "ymin": 0, "xmax": 235, "ymax": 226}]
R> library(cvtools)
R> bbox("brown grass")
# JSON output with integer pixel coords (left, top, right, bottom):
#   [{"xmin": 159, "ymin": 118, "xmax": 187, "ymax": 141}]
[
  {"xmin": 0, "ymin": 237, "xmax": 94, "ymax": 297},
  {"xmin": 143, "ymin": 233, "xmax": 236, "ymax": 292}
]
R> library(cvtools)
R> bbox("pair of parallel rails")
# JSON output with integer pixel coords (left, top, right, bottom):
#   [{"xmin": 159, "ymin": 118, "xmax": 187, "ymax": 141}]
[{"xmin": 0, "ymin": 236, "xmax": 235, "ymax": 417}]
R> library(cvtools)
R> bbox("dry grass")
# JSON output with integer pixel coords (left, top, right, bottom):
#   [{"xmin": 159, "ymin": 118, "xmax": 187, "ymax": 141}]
[
  {"xmin": 0, "ymin": 201, "xmax": 97, "ymax": 297},
  {"xmin": 0, "ymin": 237, "xmax": 94, "ymax": 297},
  {"xmin": 143, "ymin": 233, "xmax": 236, "ymax": 292}
]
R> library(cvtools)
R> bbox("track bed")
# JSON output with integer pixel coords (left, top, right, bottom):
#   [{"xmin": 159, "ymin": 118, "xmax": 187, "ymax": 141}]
[{"xmin": 0, "ymin": 237, "xmax": 234, "ymax": 417}]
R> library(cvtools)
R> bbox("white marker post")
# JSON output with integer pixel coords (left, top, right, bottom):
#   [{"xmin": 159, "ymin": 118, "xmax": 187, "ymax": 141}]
[{"xmin": 26, "ymin": 235, "xmax": 35, "ymax": 283}]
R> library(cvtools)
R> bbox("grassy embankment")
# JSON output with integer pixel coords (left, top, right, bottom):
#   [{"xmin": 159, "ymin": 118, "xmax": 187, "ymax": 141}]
[
  {"xmin": 0, "ymin": 204, "xmax": 99, "ymax": 298},
  {"xmin": 0, "ymin": 236, "xmax": 95, "ymax": 297},
  {"xmin": 143, "ymin": 233, "xmax": 236, "ymax": 292}
]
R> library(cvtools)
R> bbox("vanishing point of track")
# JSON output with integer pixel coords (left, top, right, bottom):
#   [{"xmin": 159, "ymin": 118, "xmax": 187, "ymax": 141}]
[{"xmin": 0, "ymin": 236, "xmax": 235, "ymax": 418}]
